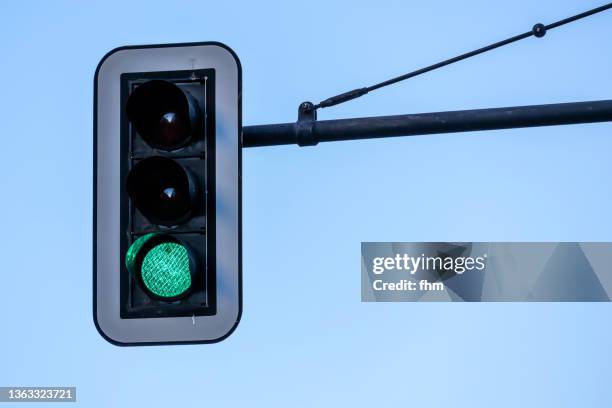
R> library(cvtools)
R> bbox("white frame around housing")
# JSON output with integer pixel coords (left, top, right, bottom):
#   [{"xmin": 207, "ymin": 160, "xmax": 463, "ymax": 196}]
[{"xmin": 94, "ymin": 42, "xmax": 241, "ymax": 345}]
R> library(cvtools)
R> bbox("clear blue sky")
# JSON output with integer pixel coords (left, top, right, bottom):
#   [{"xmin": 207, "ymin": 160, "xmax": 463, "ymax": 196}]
[{"xmin": 1, "ymin": 0, "xmax": 612, "ymax": 406}]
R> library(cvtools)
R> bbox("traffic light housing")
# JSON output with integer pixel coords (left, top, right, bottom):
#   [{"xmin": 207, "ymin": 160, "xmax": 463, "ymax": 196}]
[{"xmin": 94, "ymin": 42, "xmax": 241, "ymax": 345}]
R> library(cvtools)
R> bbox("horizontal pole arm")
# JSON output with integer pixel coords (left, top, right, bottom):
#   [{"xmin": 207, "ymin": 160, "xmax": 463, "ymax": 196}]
[{"xmin": 242, "ymin": 100, "xmax": 612, "ymax": 148}]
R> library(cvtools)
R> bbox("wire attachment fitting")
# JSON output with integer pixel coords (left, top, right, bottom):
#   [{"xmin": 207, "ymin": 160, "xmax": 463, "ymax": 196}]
[
  {"xmin": 532, "ymin": 23, "xmax": 547, "ymax": 38},
  {"xmin": 296, "ymin": 101, "xmax": 318, "ymax": 146}
]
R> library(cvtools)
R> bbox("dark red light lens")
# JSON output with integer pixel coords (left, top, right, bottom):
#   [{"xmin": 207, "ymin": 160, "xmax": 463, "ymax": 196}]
[{"xmin": 126, "ymin": 80, "xmax": 200, "ymax": 150}]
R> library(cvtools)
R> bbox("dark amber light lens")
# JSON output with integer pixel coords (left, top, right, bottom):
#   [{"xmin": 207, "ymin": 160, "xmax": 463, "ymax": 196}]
[{"xmin": 126, "ymin": 157, "xmax": 196, "ymax": 225}]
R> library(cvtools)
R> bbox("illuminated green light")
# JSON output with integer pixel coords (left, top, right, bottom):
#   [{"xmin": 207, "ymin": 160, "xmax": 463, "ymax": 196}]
[{"xmin": 141, "ymin": 242, "xmax": 192, "ymax": 299}]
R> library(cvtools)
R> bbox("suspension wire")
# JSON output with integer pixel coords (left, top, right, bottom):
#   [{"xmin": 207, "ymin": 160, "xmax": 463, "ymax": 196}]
[{"xmin": 314, "ymin": 3, "xmax": 612, "ymax": 110}]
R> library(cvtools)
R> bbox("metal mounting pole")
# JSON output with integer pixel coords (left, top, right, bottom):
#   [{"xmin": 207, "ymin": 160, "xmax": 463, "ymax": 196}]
[{"xmin": 242, "ymin": 100, "xmax": 612, "ymax": 148}]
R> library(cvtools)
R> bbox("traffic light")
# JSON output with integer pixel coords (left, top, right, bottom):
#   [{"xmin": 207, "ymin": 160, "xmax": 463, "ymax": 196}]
[{"xmin": 94, "ymin": 42, "xmax": 242, "ymax": 345}]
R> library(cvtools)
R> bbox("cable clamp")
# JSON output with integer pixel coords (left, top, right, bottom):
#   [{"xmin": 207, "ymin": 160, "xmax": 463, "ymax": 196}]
[{"xmin": 296, "ymin": 101, "xmax": 318, "ymax": 146}]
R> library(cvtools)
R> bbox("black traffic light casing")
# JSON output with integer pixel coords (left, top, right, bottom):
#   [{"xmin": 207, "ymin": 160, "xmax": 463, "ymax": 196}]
[{"xmin": 121, "ymin": 71, "xmax": 216, "ymax": 319}]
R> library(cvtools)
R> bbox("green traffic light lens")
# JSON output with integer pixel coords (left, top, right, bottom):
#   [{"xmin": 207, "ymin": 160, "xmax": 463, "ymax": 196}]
[
  {"xmin": 141, "ymin": 242, "xmax": 192, "ymax": 299},
  {"xmin": 125, "ymin": 234, "xmax": 193, "ymax": 300}
]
